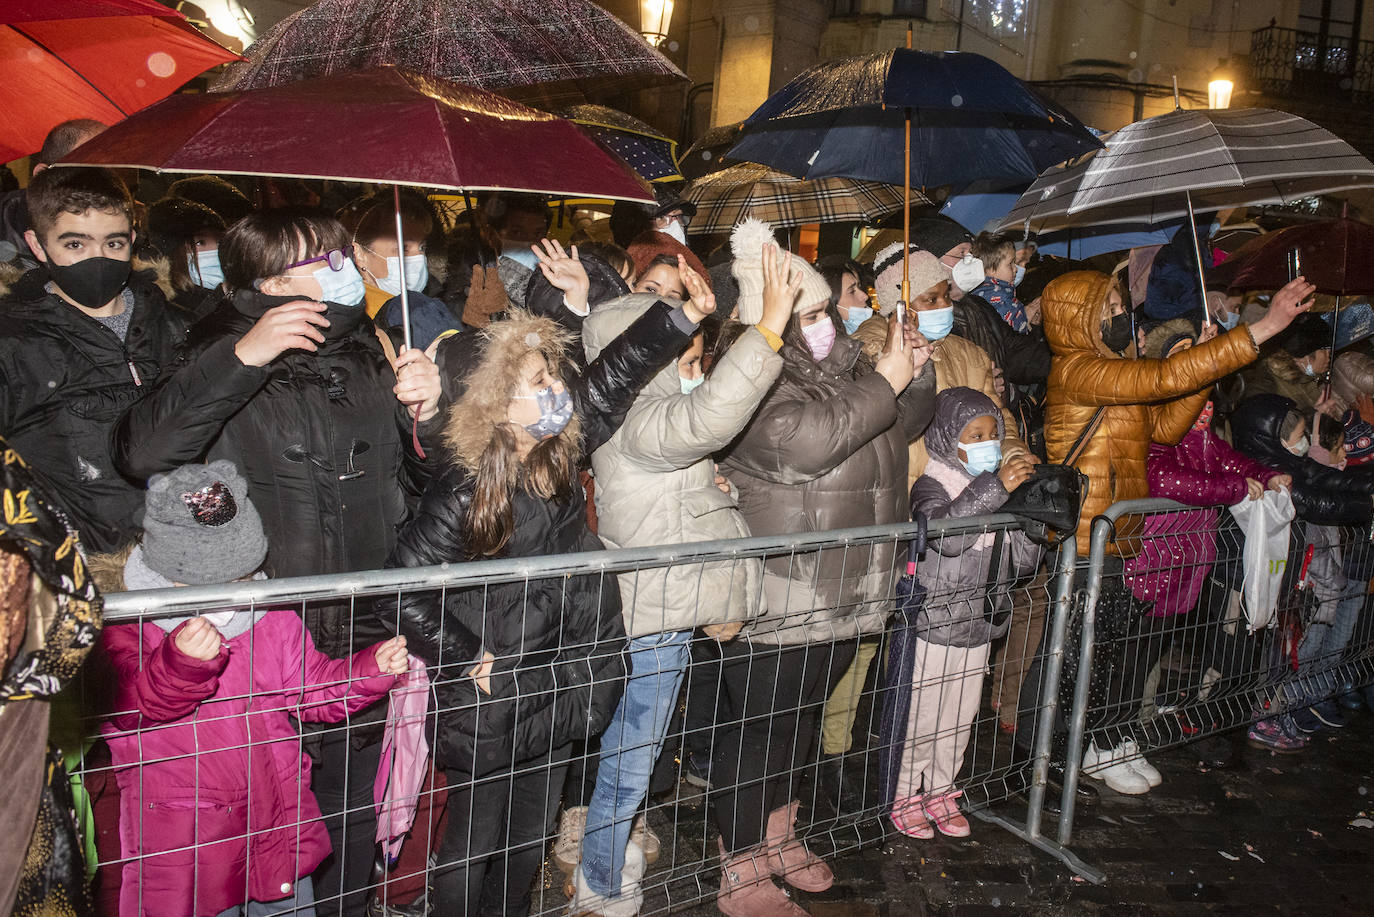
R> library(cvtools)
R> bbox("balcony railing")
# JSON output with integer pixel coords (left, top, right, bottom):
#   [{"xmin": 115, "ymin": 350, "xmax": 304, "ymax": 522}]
[{"xmin": 1250, "ymin": 24, "xmax": 1374, "ymax": 104}]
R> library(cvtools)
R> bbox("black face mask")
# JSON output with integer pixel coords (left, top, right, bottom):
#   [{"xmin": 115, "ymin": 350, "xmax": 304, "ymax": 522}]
[
  {"xmin": 45, "ymin": 255, "xmax": 131, "ymax": 310},
  {"xmin": 1101, "ymin": 312, "xmax": 1133, "ymax": 354}
]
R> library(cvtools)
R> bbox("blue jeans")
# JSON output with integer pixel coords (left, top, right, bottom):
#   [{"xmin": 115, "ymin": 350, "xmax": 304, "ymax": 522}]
[
  {"xmin": 215, "ymin": 876, "xmax": 315, "ymax": 917},
  {"xmin": 581, "ymin": 630, "xmax": 693, "ymax": 897},
  {"xmin": 1292, "ymin": 591, "xmax": 1364, "ymax": 704}
]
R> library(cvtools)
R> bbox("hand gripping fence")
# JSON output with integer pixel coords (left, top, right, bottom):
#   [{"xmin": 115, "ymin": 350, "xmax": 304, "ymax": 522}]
[{"xmin": 80, "ymin": 500, "xmax": 1374, "ymax": 913}]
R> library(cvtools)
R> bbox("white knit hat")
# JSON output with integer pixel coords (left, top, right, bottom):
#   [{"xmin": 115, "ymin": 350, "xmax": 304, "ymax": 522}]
[
  {"xmin": 872, "ymin": 242, "xmax": 952, "ymax": 316},
  {"xmin": 729, "ymin": 218, "xmax": 831, "ymax": 324}
]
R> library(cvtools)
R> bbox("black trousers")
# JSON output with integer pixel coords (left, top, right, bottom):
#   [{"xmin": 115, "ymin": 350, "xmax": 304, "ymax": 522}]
[
  {"xmin": 436, "ymin": 744, "xmax": 571, "ymax": 917},
  {"xmin": 710, "ymin": 638, "xmax": 857, "ymax": 853},
  {"xmin": 313, "ymin": 727, "xmax": 383, "ymax": 917}
]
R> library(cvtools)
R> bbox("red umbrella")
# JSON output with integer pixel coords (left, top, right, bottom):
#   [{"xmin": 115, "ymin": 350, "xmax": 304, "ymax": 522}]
[
  {"xmin": 210, "ymin": 0, "xmax": 684, "ymax": 106},
  {"xmin": 59, "ymin": 66, "xmax": 654, "ymax": 202},
  {"xmin": 0, "ymin": 0, "xmax": 239, "ymax": 162},
  {"xmin": 1225, "ymin": 218, "xmax": 1374, "ymax": 297}
]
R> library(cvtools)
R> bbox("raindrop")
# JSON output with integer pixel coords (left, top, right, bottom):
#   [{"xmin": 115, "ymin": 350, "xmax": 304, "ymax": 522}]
[
  {"xmin": 702, "ymin": 151, "xmax": 713, "ymax": 161},
  {"xmin": 744, "ymin": 15, "xmax": 759, "ymax": 31},
  {"xmin": 951, "ymin": 94, "xmax": 964, "ymax": 107},
  {"xmin": 26, "ymin": 48, "xmax": 43, "ymax": 63},
  {"xmin": 135, "ymin": 78, "xmax": 147, "ymax": 88},
  {"xmin": 1129, "ymin": 68, "xmax": 1144, "ymax": 83},
  {"xmin": 147, "ymin": 51, "xmax": 177, "ymax": 78},
  {"xmin": 668, "ymin": 40, "xmax": 680, "ymax": 52}
]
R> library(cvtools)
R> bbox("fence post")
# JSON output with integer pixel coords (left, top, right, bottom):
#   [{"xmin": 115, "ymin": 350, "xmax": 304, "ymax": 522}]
[{"xmin": 1025, "ymin": 534, "xmax": 1078, "ymax": 841}]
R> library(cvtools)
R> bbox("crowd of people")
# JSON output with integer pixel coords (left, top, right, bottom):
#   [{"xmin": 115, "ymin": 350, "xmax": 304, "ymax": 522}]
[{"xmin": 3, "ymin": 115, "xmax": 1374, "ymax": 917}]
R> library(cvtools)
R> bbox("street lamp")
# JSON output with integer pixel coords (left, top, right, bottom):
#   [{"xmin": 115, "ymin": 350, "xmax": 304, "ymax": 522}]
[
  {"xmin": 641, "ymin": 0, "xmax": 675, "ymax": 47},
  {"xmin": 1208, "ymin": 61, "xmax": 1234, "ymax": 109}
]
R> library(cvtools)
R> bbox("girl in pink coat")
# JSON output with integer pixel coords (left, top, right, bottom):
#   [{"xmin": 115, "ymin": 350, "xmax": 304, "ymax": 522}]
[{"xmin": 99, "ymin": 461, "xmax": 409, "ymax": 917}]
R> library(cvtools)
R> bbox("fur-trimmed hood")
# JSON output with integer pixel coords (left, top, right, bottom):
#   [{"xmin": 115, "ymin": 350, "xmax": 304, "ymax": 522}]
[{"xmin": 441, "ymin": 309, "xmax": 583, "ymax": 471}]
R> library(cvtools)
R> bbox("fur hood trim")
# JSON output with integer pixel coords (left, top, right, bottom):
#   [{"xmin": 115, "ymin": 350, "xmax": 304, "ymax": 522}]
[{"xmin": 441, "ymin": 308, "xmax": 582, "ymax": 471}]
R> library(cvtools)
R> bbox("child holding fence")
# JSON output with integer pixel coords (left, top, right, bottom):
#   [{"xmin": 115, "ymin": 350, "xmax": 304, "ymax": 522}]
[
  {"xmin": 97, "ymin": 461, "xmax": 409, "ymax": 917},
  {"xmin": 891, "ymin": 387, "xmax": 1039, "ymax": 839}
]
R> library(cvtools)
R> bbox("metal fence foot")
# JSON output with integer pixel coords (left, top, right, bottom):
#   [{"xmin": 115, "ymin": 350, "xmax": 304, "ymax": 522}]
[{"xmin": 968, "ymin": 806, "xmax": 1107, "ymax": 884}]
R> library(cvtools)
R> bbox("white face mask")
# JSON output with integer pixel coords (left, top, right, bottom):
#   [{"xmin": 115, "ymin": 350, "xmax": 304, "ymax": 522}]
[
  {"xmin": 1286, "ymin": 435, "xmax": 1310, "ymax": 457},
  {"xmin": 951, "ymin": 253, "xmax": 985, "ymax": 293},
  {"xmin": 1012, "ymin": 264, "xmax": 1026, "ymax": 287},
  {"xmin": 371, "ymin": 251, "xmax": 428, "ymax": 296},
  {"xmin": 661, "ymin": 220, "xmax": 687, "ymax": 245}
]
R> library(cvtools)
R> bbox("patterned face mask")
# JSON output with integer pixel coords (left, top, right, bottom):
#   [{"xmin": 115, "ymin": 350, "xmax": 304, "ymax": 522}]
[{"xmin": 516, "ymin": 384, "xmax": 574, "ymax": 441}]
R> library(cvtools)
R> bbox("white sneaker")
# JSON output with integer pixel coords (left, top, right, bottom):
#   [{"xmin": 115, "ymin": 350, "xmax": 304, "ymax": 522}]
[
  {"xmin": 1119, "ymin": 739, "xmax": 1162, "ymax": 788},
  {"xmin": 1082, "ymin": 742, "xmax": 1151, "ymax": 795},
  {"xmin": 567, "ymin": 840, "xmax": 645, "ymax": 917},
  {"xmin": 554, "ymin": 805, "xmax": 588, "ymax": 875}
]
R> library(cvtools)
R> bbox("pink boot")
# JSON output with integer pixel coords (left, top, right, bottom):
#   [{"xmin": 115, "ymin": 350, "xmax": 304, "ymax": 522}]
[
  {"xmin": 717, "ymin": 839, "xmax": 810, "ymax": 917},
  {"xmin": 923, "ymin": 791, "xmax": 970, "ymax": 838},
  {"xmin": 763, "ymin": 801, "xmax": 833, "ymax": 892}
]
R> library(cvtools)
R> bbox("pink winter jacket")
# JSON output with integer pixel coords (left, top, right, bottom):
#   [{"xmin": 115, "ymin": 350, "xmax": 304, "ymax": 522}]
[
  {"xmin": 101, "ymin": 610, "xmax": 396, "ymax": 917},
  {"xmin": 1126, "ymin": 426, "xmax": 1280, "ymax": 617}
]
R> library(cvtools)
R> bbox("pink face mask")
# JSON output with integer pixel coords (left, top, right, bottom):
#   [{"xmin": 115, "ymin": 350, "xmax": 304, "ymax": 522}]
[{"xmin": 801, "ymin": 316, "xmax": 836, "ymax": 361}]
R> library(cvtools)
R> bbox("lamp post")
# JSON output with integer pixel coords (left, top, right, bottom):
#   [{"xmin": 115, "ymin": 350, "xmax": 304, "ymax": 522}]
[{"xmin": 641, "ymin": 0, "xmax": 675, "ymax": 47}]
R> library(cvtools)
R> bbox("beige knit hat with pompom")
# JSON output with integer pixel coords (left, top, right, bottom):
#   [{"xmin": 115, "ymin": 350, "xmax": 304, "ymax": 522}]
[{"xmin": 729, "ymin": 218, "xmax": 831, "ymax": 324}]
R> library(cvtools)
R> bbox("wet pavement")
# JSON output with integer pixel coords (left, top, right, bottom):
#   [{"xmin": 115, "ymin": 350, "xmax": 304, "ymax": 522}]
[{"xmin": 540, "ymin": 713, "xmax": 1374, "ymax": 916}]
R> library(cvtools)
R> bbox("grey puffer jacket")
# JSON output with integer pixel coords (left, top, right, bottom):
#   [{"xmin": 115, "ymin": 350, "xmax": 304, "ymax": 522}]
[
  {"xmin": 721, "ymin": 329, "xmax": 936, "ymax": 646},
  {"xmin": 910, "ymin": 387, "xmax": 1042, "ymax": 647},
  {"xmin": 584, "ymin": 296, "xmax": 784, "ymax": 637}
]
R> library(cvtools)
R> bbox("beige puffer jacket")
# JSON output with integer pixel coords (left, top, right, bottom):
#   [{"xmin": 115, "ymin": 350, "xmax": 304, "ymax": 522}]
[{"xmin": 583, "ymin": 296, "xmax": 784, "ymax": 637}]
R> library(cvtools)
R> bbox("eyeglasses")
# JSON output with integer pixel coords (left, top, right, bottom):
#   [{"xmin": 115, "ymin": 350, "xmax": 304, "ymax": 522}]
[
  {"xmin": 657, "ymin": 210, "xmax": 691, "ymax": 228},
  {"xmin": 285, "ymin": 248, "xmax": 349, "ymax": 272}
]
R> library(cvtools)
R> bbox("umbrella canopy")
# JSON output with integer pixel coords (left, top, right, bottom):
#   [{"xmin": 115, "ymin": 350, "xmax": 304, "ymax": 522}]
[
  {"xmin": 998, "ymin": 108, "xmax": 1374, "ymax": 234},
  {"xmin": 727, "ymin": 49, "xmax": 1102, "ymax": 188},
  {"xmin": 561, "ymin": 104, "xmax": 681, "ymax": 183},
  {"xmin": 683, "ymin": 162, "xmax": 924, "ymax": 234},
  {"xmin": 1225, "ymin": 218, "xmax": 1374, "ymax": 296},
  {"xmin": 0, "ymin": 0, "xmax": 239, "ymax": 162},
  {"xmin": 58, "ymin": 66, "xmax": 653, "ymax": 202},
  {"xmin": 210, "ymin": 0, "xmax": 684, "ymax": 106},
  {"xmin": 678, "ymin": 121, "xmax": 742, "ymax": 180}
]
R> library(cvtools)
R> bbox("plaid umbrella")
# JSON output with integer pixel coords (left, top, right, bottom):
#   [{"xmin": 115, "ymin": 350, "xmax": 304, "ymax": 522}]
[
  {"xmin": 997, "ymin": 108, "xmax": 1374, "ymax": 235},
  {"xmin": 684, "ymin": 163, "xmax": 926, "ymax": 234},
  {"xmin": 561, "ymin": 104, "xmax": 681, "ymax": 183},
  {"xmin": 210, "ymin": 0, "xmax": 684, "ymax": 105},
  {"xmin": 0, "ymin": 0, "xmax": 239, "ymax": 162}
]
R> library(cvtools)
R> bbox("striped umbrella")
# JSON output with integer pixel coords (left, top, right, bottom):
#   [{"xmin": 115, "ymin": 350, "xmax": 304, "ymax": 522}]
[
  {"xmin": 684, "ymin": 162, "xmax": 926, "ymax": 235},
  {"xmin": 998, "ymin": 108, "xmax": 1374, "ymax": 235}
]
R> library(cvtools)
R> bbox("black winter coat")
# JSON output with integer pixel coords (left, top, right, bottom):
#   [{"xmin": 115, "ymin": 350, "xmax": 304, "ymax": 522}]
[
  {"xmin": 1230, "ymin": 393, "xmax": 1374, "ymax": 527},
  {"xmin": 113, "ymin": 289, "xmax": 442, "ymax": 655},
  {"xmin": 0, "ymin": 269, "xmax": 185, "ymax": 552},
  {"xmin": 379, "ymin": 299, "xmax": 695, "ymax": 776},
  {"xmin": 953, "ymin": 292, "xmax": 1051, "ymax": 387}
]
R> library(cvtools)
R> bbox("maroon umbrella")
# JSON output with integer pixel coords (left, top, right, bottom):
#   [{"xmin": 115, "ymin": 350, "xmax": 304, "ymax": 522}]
[
  {"xmin": 1226, "ymin": 218, "xmax": 1374, "ymax": 296},
  {"xmin": 210, "ymin": 0, "xmax": 684, "ymax": 105},
  {"xmin": 59, "ymin": 66, "xmax": 653, "ymax": 203}
]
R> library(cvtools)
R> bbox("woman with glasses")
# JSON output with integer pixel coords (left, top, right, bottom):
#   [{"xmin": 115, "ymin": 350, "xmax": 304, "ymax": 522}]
[{"xmin": 112, "ymin": 207, "xmax": 445, "ymax": 917}]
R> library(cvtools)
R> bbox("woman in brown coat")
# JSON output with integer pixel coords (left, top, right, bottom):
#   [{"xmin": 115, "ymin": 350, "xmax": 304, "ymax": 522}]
[{"xmin": 1014, "ymin": 269, "xmax": 1314, "ymax": 800}]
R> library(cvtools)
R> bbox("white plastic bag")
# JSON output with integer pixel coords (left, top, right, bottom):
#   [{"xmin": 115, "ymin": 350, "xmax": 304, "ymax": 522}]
[{"xmin": 1227, "ymin": 489, "xmax": 1296, "ymax": 632}]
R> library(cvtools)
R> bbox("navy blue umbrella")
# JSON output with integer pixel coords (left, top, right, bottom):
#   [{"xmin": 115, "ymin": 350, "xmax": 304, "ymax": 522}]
[
  {"xmin": 562, "ymin": 104, "xmax": 682, "ymax": 183},
  {"xmin": 728, "ymin": 49, "xmax": 1102, "ymax": 189}
]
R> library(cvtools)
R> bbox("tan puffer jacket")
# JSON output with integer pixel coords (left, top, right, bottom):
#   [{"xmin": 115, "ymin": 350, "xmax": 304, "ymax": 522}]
[{"xmin": 1043, "ymin": 271, "xmax": 1259, "ymax": 556}]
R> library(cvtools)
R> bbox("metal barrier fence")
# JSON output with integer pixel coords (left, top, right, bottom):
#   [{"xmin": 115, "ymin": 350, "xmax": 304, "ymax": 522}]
[{"xmin": 72, "ymin": 498, "xmax": 1374, "ymax": 915}]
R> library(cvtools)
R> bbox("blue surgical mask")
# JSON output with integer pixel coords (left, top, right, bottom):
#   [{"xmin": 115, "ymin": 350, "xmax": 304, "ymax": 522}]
[
  {"xmin": 1012, "ymin": 264, "xmax": 1026, "ymax": 287},
  {"xmin": 502, "ymin": 243, "xmax": 539, "ymax": 271},
  {"xmin": 374, "ymin": 253, "xmax": 429, "ymax": 296},
  {"xmin": 188, "ymin": 249, "xmax": 223, "ymax": 290},
  {"xmin": 518, "ymin": 384, "xmax": 574, "ymax": 441},
  {"xmin": 842, "ymin": 305, "xmax": 874, "ymax": 335},
  {"xmin": 1218, "ymin": 311, "xmax": 1240, "ymax": 331},
  {"xmin": 959, "ymin": 439, "xmax": 1002, "ymax": 476},
  {"xmin": 680, "ymin": 374, "xmax": 705, "ymax": 395},
  {"xmin": 314, "ymin": 259, "xmax": 366, "ymax": 307},
  {"xmin": 1300, "ymin": 360, "xmax": 1318, "ymax": 378},
  {"xmin": 916, "ymin": 305, "xmax": 955, "ymax": 341}
]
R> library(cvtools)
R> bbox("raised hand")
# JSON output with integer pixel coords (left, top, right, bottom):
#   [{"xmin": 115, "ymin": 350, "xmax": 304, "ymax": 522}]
[
  {"xmin": 532, "ymin": 238, "xmax": 590, "ymax": 312},
  {"xmin": 875, "ymin": 313, "xmax": 915, "ymax": 394},
  {"xmin": 679, "ymin": 255, "xmax": 717, "ymax": 324},
  {"xmin": 759, "ymin": 243, "xmax": 801, "ymax": 336},
  {"xmin": 1250, "ymin": 276, "xmax": 1317, "ymax": 345},
  {"xmin": 393, "ymin": 338, "xmax": 442, "ymax": 422}
]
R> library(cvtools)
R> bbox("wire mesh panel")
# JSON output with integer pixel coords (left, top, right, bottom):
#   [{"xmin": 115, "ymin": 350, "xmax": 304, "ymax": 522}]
[{"xmin": 79, "ymin": 513, "xmax": 1081, "ymax": 917}]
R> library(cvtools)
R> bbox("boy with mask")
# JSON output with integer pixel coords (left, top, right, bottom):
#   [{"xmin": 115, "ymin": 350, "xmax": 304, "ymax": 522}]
[
  {"xmin": 968, "ymin": 231, "xmax": 1028, "ymax": 333},
  {"xmin": 0, "ymin": 167, "xmax": 184, "ymax": 552}
]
